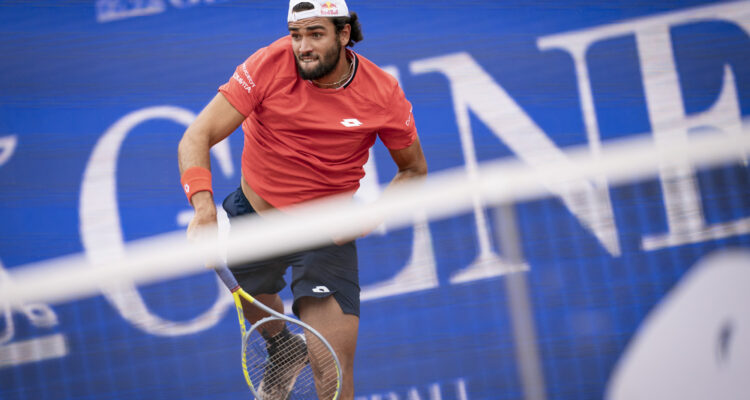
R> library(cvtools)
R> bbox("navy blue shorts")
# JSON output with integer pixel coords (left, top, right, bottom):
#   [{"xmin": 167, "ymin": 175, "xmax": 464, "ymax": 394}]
[{"xmin": 222, "ymin": 187, "xmax": 360, "ymax": 317}]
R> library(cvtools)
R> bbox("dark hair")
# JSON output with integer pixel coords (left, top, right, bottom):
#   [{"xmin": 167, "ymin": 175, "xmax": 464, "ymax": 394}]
[
  {"xmin": 291, "ymin": 2, "xmax": 363, "ymax": 47},
  {"xmin": 332, "ymin": 13, "xmax": 363, "ymax": 47}
]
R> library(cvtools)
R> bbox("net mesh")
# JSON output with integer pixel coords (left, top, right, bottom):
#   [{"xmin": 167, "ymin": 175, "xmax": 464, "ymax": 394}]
[{"xmin": 243, "ymin": 321, "xmax": 339, "ymax": 400}]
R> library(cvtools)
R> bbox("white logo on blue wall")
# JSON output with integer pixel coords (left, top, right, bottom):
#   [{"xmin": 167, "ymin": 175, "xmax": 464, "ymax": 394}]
[
  {"xmin": 80, "ymin": 106, "xmax": 234, "ymax": 337},
  {"xmin": 0, "ymin": 135, "xmax": 17, "ymax": 167}
]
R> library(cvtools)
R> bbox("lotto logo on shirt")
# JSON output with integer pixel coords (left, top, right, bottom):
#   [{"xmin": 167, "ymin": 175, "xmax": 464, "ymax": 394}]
[
  {"xmin": 321, "ymin": 2, "xmax": 338, "ymax": 16},
  {"xmin": 341, "ymin": 118, "xmax": 362, "ymax": 127}
]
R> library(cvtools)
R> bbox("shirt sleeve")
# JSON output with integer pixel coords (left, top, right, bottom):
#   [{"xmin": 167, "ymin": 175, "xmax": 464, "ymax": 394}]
[
  {"xmin": 218, "ymin": 47, "xmax": 270, "ymax": 116},
  {"xmin": 377, "ymin": 83, "xmax": 418, "ymax": 150}
]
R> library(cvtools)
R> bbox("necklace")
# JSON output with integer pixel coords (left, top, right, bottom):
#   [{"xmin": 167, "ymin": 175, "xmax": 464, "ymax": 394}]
[{"xmin": 313, "ymin": 56, "xmax": 354, "ymax": 89}]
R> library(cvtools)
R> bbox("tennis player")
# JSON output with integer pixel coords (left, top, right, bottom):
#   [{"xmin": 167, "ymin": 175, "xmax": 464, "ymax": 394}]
[{"xmin": 178, "ymin": 0, "xmax": 426, "ymax": 398}]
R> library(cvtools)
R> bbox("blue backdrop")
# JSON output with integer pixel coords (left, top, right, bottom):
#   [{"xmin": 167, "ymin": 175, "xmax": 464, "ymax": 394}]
[{"xmin": 1, "ymin": 1, "xmax": 749, "ymax": 399}]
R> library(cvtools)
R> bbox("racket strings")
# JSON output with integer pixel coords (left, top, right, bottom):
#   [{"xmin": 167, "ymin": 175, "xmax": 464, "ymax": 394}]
[{"xmin": 245, "ymin": 321, "xmax": 339, "ymax": 400}]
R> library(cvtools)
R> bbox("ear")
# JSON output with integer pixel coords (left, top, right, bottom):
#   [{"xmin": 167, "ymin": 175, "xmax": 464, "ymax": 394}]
[{"xmin": 339, "ymin": 23, "xmax": 351, "ymax": 46}]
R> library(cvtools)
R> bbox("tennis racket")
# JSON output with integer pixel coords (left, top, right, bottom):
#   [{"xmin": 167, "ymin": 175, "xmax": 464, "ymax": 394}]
[{"xmin": 215, "ymin": 264, "xmax": 342, "ymax": 400}]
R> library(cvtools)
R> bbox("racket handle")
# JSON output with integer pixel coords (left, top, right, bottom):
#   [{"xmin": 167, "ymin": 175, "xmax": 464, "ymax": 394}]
[{"xmin": 214, "ymin": 264, "xmax": 240, "ymax": 291}]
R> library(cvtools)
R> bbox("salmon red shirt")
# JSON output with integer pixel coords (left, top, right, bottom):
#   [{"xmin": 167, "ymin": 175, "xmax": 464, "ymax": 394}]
[{"xmin": 219, "ymin": 36, "xmax": 417, "ymax": 208}]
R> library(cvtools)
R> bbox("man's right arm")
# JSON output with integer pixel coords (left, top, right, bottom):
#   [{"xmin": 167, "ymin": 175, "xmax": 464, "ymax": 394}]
[{"xmin": 178, "ymin": 92, "xmax": 246, "ymax": 238}]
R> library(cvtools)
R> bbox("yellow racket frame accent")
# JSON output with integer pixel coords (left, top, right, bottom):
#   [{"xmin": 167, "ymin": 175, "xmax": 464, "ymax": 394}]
[{"xmin": 230, "ymin": 290, "xmax": 254, "ymax": 392}]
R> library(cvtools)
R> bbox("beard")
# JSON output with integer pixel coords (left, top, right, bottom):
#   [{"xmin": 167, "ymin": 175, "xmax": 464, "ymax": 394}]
[{"xmin": 295, "ymin": 40, "xmax": 342, "ymax": 81}]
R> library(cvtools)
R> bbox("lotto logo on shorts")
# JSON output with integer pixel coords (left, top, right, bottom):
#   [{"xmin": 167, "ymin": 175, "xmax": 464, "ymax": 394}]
[{"xmin": 312, "ymin": 286, "xmax": 330, "ymax": 293}]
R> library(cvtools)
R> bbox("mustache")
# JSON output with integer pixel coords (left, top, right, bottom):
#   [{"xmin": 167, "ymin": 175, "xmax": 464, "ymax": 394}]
[{"xmin": 298, "ymin": 51, "xmax": 318, "ymax": 59}]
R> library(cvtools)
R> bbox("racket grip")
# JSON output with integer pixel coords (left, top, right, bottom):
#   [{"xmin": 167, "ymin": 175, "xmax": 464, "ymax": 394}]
[{"xmin": 214, "ymin": 264, "xmax": 240, "ymax": 291}]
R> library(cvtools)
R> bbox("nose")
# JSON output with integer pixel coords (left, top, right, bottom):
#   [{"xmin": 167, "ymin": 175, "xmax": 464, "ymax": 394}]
[{"xmin": 298, "ymin": 36, "xmax": 313, "ymax": 54}]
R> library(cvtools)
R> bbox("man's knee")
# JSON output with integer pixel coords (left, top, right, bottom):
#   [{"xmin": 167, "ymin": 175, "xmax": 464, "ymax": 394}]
[
  {"xmin": 297, "ymin": 295, "xmax": 350, "ymax": 321},
  {"xmin": 298, "ymin": 296, "xmax": 358, "ymax": 349}
]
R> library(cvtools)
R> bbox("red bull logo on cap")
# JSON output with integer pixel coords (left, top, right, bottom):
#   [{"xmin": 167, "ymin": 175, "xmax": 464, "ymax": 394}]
[{"xmin": 321, "ymin": 1, "xmax": 338, "ymax": 16}]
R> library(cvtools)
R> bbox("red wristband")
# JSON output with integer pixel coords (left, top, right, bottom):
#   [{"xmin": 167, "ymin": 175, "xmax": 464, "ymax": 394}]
[{"xmin": 181, "ymin": 166, "xmax": 213, "ymax": 203}]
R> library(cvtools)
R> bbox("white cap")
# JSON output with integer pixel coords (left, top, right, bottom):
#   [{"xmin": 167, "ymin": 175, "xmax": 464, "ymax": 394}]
[{"xmin": 288, "ymin": 0, "xmax": 350, "ymax": 22}]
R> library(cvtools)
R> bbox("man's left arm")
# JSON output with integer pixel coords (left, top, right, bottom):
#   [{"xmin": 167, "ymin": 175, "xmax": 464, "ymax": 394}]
[{"xmin": 386, "ymin": 136, "xmax": 427, "ymax": 188}]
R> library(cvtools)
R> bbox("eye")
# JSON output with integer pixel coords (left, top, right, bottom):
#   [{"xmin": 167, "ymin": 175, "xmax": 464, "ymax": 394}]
[
  {"xmin": 291, "ymin": 33, "xmax": 301, "ymax": 40},
  {"xmin": 312, "ymin": 32, "xmax": 323, "ymax": 38}
]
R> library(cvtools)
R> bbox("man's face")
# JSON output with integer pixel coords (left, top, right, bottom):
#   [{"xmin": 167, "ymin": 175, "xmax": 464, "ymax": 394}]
[{"xmin": 288, "ymin": 17, "xmax": 343, "ymax": 80}]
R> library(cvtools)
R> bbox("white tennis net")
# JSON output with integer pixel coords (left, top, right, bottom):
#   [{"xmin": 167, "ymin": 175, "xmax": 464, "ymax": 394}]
[{"xmin": 1, "ymin": 126, "xmax": 748, "ymax": 307}]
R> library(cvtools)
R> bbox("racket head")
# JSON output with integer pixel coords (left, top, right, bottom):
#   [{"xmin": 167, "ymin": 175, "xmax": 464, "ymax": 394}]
[{"xmin": 242, "ymin": 316, "xmax": 342, "ymax": 400}]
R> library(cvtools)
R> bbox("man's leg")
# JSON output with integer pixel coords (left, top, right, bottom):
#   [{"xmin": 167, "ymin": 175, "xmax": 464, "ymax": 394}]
[
  {"xmin": 239, "ymin": 293, "xmax": 285, "ymax": 337},
  {"xmin": 297, "ymin": 295, "xmax": 359, "ymax": 400},
  {"xmin": 243, "ymin": 292, "xmax": 308, "ymax": 400}
]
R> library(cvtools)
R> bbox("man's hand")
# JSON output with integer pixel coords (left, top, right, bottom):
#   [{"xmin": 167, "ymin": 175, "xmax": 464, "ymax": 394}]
[
  {"xmin": 332, "ymin": 222, "xmax": 378, "ymax": 246},
  {"xmin": 186, "ymin": 191, "xmax": 218, "ymax": 242},
  {"xmin": 186, "ymin": 191, "xmax": 219, "ymax": 268},
  {"xmin": 332, "ymin": 139, "xmax": 427, "ymax": 246}
]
